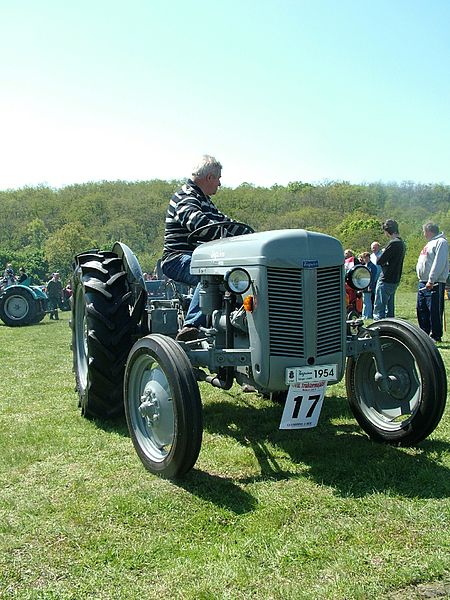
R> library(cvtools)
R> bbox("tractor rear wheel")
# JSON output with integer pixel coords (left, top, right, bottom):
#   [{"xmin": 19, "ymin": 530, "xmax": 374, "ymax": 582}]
[{"xmin": 71, "ymin": 251, "xmax": 133, "ymax": 419}]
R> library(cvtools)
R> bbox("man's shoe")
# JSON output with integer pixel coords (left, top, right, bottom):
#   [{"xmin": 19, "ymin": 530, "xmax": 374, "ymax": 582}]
[
  {"xmin": 176, "ymin": 326, "xmax": 199, "ymax": 342},
  {"xmin": 430, "ymin": 336, "xmax": 442, "ymax": 343}
]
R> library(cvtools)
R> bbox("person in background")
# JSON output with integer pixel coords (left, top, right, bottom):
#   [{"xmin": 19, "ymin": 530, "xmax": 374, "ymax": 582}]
[
  {"xmin": 373, "ymin": 219, "xmax": 406, "ymax": 320},
  {"xmin": 3, "ymin": 263, "xmax": 14, "ymax": 277},
  {"xmin": 370, "ymin": 241, "xmax": 382, "ymax": 264},
  {"xmin": 17, "ymin": 267, "xmax": 28, "ymax": 283},
  {"xmin": 64, "ymin": 282, "xmax": 72, "ymax": 298},
  {"xmin": 46, "ymin": 272, "xmax": 64, "ymax": 320},
  {"xmin": 344, "ymin": 249, "xmax": 356, "ymax": 271},
  {"xmin": 161, "ymin": 155, "xmax": 252, "ymax": 341},
  {"xmin": 369, "ymin": 241, "xmax": 382, "ymax": 307},
  {"xmin": 1, "ymin": 264, "xmax": 16, "ymax": 287},
  {"xmin": 416, "ymin": 222, "xmax": 449, "ymax": 343},
  {"xmin": 360, "ymin": 252, "xmax": 377, "ymax": 319}
]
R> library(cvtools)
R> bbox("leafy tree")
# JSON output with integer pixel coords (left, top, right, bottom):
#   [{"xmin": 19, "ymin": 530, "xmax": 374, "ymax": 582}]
[
  {"xmin": 25, "ymin": 218, "xmax": 49, "ymax": 249},
  {"xmin": 287, "ymin": 181, "xmax": 313, "ymax": 193},
  {"xmin": 15, "ymin": 247, "xmax": 49, "ymax": 283},
  {"xmin": 44, "ymin": 223, "xmax": 97, "ymax": 282},
  {"xmin": 0, "ymin": 178, "xmax": 448, "ymax": 292},
  {"xmin": 399, "ymin": 234, "xmax": 424, "ymax": 292},
  {"xmin": 335, "ymin": 213, "xmax": 381, "ymax": 254}
]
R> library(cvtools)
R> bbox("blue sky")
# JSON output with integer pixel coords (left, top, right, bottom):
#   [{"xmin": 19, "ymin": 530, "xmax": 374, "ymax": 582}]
[{"xmin": 1, "ymin": 0, "xmax": 449, "ymax": 190}]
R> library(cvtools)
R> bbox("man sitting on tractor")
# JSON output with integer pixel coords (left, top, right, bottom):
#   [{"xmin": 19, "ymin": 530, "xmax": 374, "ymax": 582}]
[{"xmin": 160, "ymin": 155, "xmax": 252, "ymax": 341}]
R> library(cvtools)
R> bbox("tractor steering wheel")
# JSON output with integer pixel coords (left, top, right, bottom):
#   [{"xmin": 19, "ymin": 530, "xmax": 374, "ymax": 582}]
[{"xmin": 186, "ymin": 221, "xmax": 254, "ymax": 245}]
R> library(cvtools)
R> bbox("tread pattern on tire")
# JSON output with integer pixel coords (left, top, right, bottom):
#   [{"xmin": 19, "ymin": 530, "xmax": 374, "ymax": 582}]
[{"xmin": 72, "ymin": 252, "xmax": 133, "ymax": 419}]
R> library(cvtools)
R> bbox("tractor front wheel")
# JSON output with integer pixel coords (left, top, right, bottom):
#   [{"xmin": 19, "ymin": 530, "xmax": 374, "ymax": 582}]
[
  {"xmin": 346, "ymin": 319, "xmax": 447, "ymax": 445},
  {"xmin": 124, "ymin": 334, "xmax": 203, "ymax": 478}
]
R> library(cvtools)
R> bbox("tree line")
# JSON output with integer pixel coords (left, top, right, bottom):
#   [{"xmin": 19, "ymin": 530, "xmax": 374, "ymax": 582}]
[{"xmin": 0, "ymin": 179, "xmax": 449, "ymax": 289}]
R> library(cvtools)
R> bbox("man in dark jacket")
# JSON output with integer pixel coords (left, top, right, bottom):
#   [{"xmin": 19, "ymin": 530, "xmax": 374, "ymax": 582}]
[
  {"xmin": 373, "ymin": 219, "xmax": 406, "ymax": 320},
  {"xmin": 18, "ymin": 267, "xmax": 28, "ymax": 283},
  {"xmin": 47, "ymin": 272, "xmax": 63, "ymax": 320},
  {"xmin": 161, "ymin": 155, "xmax": 252, "ymax": 341}
]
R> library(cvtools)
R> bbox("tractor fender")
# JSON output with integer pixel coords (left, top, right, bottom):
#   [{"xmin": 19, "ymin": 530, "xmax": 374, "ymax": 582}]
[
  {"xmin": 28, "ymin": 285, "xmax": 48, "ymax": 300},
  {"xmin": 1, "ymin": 283, "xmax": 47, "ymax": 301},
  {"xmin": 112, "ymin": 242, "xmax": 146, "ymax": 304}
]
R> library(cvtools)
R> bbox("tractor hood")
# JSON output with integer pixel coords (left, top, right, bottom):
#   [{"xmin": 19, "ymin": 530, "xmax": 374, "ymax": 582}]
[{"xmin": 191, "ymin": 229, "xmax": 344, "ymax": 273}]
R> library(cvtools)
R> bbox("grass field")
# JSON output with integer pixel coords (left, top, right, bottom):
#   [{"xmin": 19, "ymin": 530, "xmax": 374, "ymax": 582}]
[{"xmin": 1, "ymin": 292, "xmax": 449, "ymax": 599}]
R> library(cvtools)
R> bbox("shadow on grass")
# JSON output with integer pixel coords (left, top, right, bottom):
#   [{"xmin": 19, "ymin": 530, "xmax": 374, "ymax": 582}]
[
  {"xmin": 87, "ymin": 389, "xmax": 450, "ymax": 504},
  {"xmin": 91, "ymin": 412, "xmax": 258, "ymax": 513},
  {"xmin": 201, "ymin": 393, "xmax": 450, "ymax": 500},
  {"xmin": 174, "ymin": 469, "xmax": 258, "ymax": 514},
  {"xmin": 92, "ymin": 413, "xmax": 129, "ymax": 437}
]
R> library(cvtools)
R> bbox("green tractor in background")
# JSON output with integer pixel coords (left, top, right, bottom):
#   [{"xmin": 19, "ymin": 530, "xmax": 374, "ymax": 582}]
[{"xmin": 0, "ymin": 278, "xmax": 49, "ymax": 326}]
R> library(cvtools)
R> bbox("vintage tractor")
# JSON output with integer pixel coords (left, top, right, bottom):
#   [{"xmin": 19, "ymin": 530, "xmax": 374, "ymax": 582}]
[
  {"xmin": 0, "ymin": 278, "xmax": 49, "ymax": 326},
  {"xmin": 71, "ymin": 226, "xmax": 447, "ymax": 478}
]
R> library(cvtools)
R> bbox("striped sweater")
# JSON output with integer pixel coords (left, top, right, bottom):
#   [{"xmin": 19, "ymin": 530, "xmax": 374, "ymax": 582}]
[{"xmin": 162, "ymin": 180, "xmax": 250, "ymax": 263}]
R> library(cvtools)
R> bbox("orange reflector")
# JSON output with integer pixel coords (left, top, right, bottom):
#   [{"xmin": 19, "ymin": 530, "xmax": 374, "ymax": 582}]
[{"xmin": 243, "ymin": 295, "xmax": 254, "ymax": 312}]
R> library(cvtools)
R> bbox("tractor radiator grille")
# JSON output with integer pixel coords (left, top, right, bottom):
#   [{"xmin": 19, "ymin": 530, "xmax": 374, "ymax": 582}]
[
  {"xmin": 316, "ymin": 267, "xmax": 343, "ymax": 356},
  {"xmin": 267, "ymin": 268, "xmax": 304, "ymax": 357},
  {"xmin": 267, "ymin": 266, "xmax": 343, "ymax": 358}
]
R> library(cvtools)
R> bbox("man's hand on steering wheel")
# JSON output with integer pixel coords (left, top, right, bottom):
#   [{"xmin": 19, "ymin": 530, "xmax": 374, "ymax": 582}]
[{"xmin": 186, "ymin": 221, "xmax": 254, "ymax": 244}]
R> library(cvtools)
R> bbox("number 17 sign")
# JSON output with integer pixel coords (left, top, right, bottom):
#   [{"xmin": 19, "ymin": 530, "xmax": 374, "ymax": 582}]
[{"xmin": 279, "ymin": 380, "xmax": 327, "ymax": 429}]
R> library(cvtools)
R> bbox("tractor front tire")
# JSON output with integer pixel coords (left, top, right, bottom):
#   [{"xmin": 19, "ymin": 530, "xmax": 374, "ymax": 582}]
[
  {"xmin": 346, "ymin": 319, "xmax": 447, "ymax": 445},
  {"xmin": 124, "ymin": 334, "xmax": 203, "ymax": 478}
]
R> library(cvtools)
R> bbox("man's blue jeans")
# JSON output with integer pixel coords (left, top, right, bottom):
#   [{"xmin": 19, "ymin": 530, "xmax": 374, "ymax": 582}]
[
  {"xmin": 373, "ymin": 281, "xmax": 398, "ymax": 320},
  {"xmin": 416, "ymin": 281, "xmax": 445, "ymax": 341},
  {"xmin": 161, "ymin": 255, "xmax": 206, "ymax": 328},
  {"xmin": 362, "ymin": 291, "xmax": 373, "ymax": 319}
]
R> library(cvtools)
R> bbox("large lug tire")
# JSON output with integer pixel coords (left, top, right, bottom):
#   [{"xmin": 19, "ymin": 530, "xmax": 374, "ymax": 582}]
[
  {"xmin": 0, "ymin": 287, "xmax": 37, "ymax": 326},
  {"xmin": 346, "ymin": 319, "xmax": 447, "ymax": 445},
  {"xmin": 71, "ymin": 251, "xmax": 133, "ymax": 419},
  {"xmin": 124, "ymin": 334, "xmax": 203, "ymax": 478}
]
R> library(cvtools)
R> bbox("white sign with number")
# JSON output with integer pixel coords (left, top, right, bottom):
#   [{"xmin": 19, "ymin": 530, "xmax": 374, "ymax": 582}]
[{"xmin": 279, "ymin": 380, "xmax": 327, "ymax": 429}]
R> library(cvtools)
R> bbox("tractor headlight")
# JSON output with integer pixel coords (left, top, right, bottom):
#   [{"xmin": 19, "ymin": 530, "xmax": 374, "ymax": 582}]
[
  {"xmin": 224, "ymin": 268, "xmax": 251, "ymax": 294},
  {"xmin": 346, "ymin": 264, "xmax": 371, "ymax": 290}
]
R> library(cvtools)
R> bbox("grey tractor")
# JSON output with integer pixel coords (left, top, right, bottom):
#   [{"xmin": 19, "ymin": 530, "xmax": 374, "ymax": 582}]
[{"xmin": 71, "ymin": 225, "xmax": 447, "ymax": 478}]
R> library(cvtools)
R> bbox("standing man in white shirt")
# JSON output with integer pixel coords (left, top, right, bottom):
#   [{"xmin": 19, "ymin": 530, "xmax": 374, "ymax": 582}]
[
  {"xmin": 416, "ymin": 222, "xmax": 449, "ymax": 343},
  {"xmin": 370, "ymin": 241, "xmax": 382, "ymax": 308}
]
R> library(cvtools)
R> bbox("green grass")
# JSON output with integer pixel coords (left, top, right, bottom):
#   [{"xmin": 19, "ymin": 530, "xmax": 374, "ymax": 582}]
[{"xmin": 1, "ymin": 295, "xmax": 449, "ymax": 599}]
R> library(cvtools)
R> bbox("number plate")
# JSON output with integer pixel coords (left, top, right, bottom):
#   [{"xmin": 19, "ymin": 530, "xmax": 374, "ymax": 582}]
[
  {"xmin": 285, "ymin": 364, "xmax": 337, "ymax": 384},
  {"xmin": 279, "ymin": 381, "xmax": 327, "ymax": 429}
]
